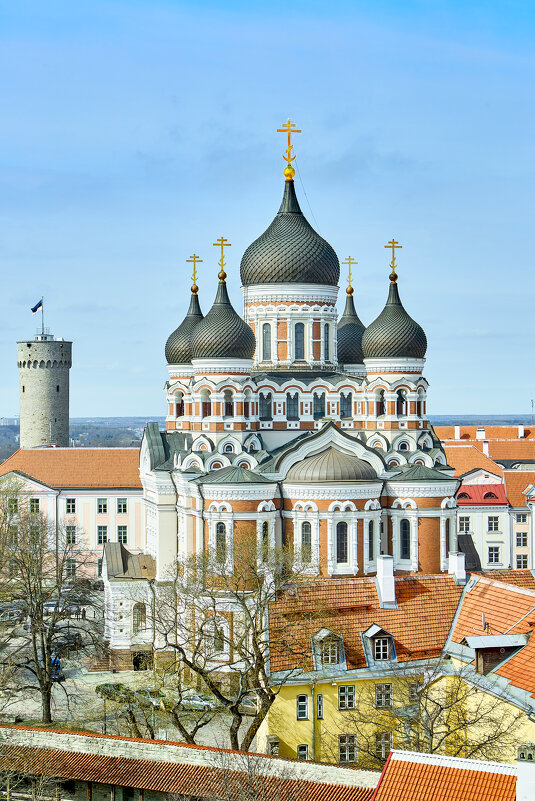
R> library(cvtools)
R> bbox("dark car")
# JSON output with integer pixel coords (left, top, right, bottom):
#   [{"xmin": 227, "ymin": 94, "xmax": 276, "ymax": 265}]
[{"xmin": 53, "ymin": 631, "xmax": 84, "ymax": 654}]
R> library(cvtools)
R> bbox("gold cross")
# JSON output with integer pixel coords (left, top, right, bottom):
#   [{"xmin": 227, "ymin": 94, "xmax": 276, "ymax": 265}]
[
  {"xmin": 186, "ymin": 253, "xmax": 202, "ymax": 294},
  {"xmin": 213, "ymin": 236, "xmax": 231, "ymax": 281},
  {"xmin": 342, "ymin": 256, "xmax": 357, "ymax": 296},
  {"xmin": 385, "ymin": 238, "xmax": 402, "ymax": 283},
  {"xmin": 277, "ymin": 118, "xmax": 301, "ymax": 164}
]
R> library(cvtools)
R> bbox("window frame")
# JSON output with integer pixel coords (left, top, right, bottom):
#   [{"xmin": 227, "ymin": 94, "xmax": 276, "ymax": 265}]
[
  {"xmin": 262, "ymin": 322, "xmax": 272, "ymax": 361},
  {"xmin": 117, "ymin": 497, "xmax": 127, "ymax": 514},
  {"xmin": 97, "ymin": 498, "xmax": 108, "ymax": 515},
  {"xmin": 488, "ymin": 546, "xmax": 500, "ymax": 564},
  {"xmin": 400, "ymin": 518, "xmax": 411, "ymax": 560},
  {"xmin": 338, "ymin": 684, "xmax": 356, "ymax": 710},
  {"xmin": 336, "ymin": 520, "xmax": 348, "ymax": 564},
  {"xmin": 374, "ymin": 636, "xmax": 390, "ymax": 661},
  {"xmin": 29, "ymin": 498, "xmax": 40, "ymax": 515},
  {"xmin": 65, "ymin": 498, "xmax": 76, "ymax": 515},
  {"xmin": 375, "ymin": 683, "xmax": 393, "ymax": 709},
  {"xmin": 459, "ymin": 516, "xmax": 470, "ymax": 533},
  {"xmin": 516, "ymin": 554, "xmax": 528, "ymax": 569},
  {"xmin": 97, "ymin": 525, "xmax": 108, "ymax": 545},
  {"xmin": 516, "ymin": 513, "xmax": 528, "ymax": 524},
  {"xmin": 516, "ymin": 531, "xmax": 528, "ymax": 547},
  {"xmin": 296, "ymin": 694, "xmax": 309, "ymax": 720},
  {"xmin": 297, "ymin": 744, "xmax": 309, "ymax": 761},
  {"xmin": 375, "ymin": 731, "xmax": 393, "ymax": 761},
  {"xmin": 338, "ymin": 734, "xmax": 357, "ymax": 764},
  {"xmin": 301, "ymin": 521, "xmax": 312, "ymax": 564},
  {"xmin": 294, "ymin": 322, "xmax": 305, "ymax": 361},
  {"xmin": 117, "ymin": 525, "xmax": 128, "ymax": 545},
  {"xmin": 65, "ymin": 525, "xmax": 77, "ymax": 546},
  {"xmin": 321, "ymin": 638, "xmax": 339, "ymax": 666},
  {"xmin": 317, "ymin": 693, "xmax": 323, "ymax": 719},
  {"xmin": 487, "ymin": 516, "xmax": 499, "ymax": 532}
]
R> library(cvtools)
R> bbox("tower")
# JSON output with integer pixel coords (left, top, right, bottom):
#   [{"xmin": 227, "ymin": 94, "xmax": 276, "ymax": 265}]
[{"xmin": 17, "ymin": 329, "xmax": 72, "ymax": 448}]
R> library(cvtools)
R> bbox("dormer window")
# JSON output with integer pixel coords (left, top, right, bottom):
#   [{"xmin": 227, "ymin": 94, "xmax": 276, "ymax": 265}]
[
  {"xmin": 484, "ymin": 492, "xmax": 497, "ymax": 499},
  {"xmin": 374, "ymin": 637, "xmax": 390, "ymax": 661},
  {"xmin": 321, "ymin": 637, "xmax": 339, "ymax": 666},
  {"xmin": 458, "ymin": 492, "xmax": 469, "ymax": 499},
  {"xmin": 313, "ymin": 628, "xmax": 345, "ymax": 670}
]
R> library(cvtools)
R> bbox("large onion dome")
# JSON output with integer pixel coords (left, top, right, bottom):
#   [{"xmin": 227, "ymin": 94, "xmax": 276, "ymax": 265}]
[
  {"xmin": 240, "ymin": 179, "xmax": 340, "ymax": 286},
  {"xmin": 165, "ymin": 291, "xmax": 203, "ymax": 364},
  {"xmin": 286, "ymin": 447, "xmax": 376, "ymax": 483},
  {"xmin": 191, "ymin": 279, "xmax": 256, "ymax": 360},
  {"xmin": 362, "ymin": 280, "xmax": 427, "ymax": 360},
  {"xmin": 337, "ymin": 290, "xmax": 365, "ymax": 364}
]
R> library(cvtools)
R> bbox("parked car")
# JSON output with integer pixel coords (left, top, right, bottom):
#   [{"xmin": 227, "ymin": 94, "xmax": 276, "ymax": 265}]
[
  {"xmin": 53, "ymin": 631, "xmax": 83, "ymax": 654},
  {"xmin": 0, "ymin": 607, "xmax": 24, "ymax": 626}
]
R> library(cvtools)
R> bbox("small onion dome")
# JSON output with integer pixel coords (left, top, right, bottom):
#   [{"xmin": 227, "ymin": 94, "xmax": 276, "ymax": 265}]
[
  {"xmin": 286, "ymin": 446, "xmax": 376, "ymax": 483},
  {"xmin": 362, "ymin": 281, "xmax": 427, "ymax": 360},
  {"xmin": 337, "ymin": 292, "xmax": 365, "ymax": 364},
  {"xmin": 191, "ymin": 279, "xmax": 256, "ymax": 360},
  {"xmin": 165, "ymin": 291, "xmax": 203, "ymax": 364},
  {"xmin": 240, "ymin": 179, "xmax": 340, "ymax": 286}
]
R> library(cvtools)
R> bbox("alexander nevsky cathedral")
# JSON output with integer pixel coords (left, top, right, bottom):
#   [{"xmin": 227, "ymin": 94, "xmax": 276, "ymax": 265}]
[{"xmin": 103, "ymin": 124, "xmax": 459, "ymax": 665}]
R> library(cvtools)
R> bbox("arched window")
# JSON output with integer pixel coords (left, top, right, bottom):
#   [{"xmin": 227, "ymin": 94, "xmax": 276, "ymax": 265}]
[
  {"xmin": 396, "ymin": 390, "xmax": 407, "ymax": 417},
  {"xmin": 211, "ymin": 461, "xmax": 223, "ymax": 470},
  {"xmin": 458, "ymin": 492, "xmax": 469, "ymax": 499},
  {"xmin": 295, "ymin": 323, "xmax": 305, "ymax": 360},
  {"xmin": 400, "ymin": 519, "xmax": 411, "ymax": 560},
  {"xmin": 340, "ymin": 392, "xmax": 352, "ymax": 419},
  {"xmin": 368, "ymin": 520, "xmax": 374, "ymax": 562},
  {"xmin": 244, "ymin": 390, "xmax": 251, "ymax": 419},
  {"xmin": 417, "ymin": 390, "xmax": 425, "ymax": 418},
  {"xmin": 262, "ymin": 520, "xmax": 269, "ymax": 559},
  {"xmin": 259, "ymin": 392, "xmax": 272, "ymax": 421},
  {"xmin": 201, "ymin": 390, "xmax": 211, "ymax": 419},
  {"xmin": 376, "ymin": 390, "xmax": 385, "ymax": 417},
  {"xmin": 262, "ymin": 323, "xmax": 271, "ymax": 361},
  {"xmin": 215, "ymin": 522, "xmax": 227, "ymax": 564},
  {"xmin": 287, "ymin": 392, "xmax": 299, "ymax": 421},
  {"xmin": 223, "ymin": 390, "xmax": 234, "ymax": 418},
  {"xmin": 446, "ymin": 518, "xmax": 451, "ymax": 554},
  {"xmin": 313, "ymin": 393, "xmax": 325, "ymax": 420},
  {"xmin": 484, "ymin": 492, "xmax": 497, "ymax": 499},
  {"xmin": 133, "ymin": 603, "xmax": 146, "ymax": 634},
  {"xmin": 223, "ymin": 443, "xmax": 234, "ymax": 453},
  {"xmin": 301, "ymin": 521, "xmax": 312, "ymax": 564},
  {"xmin": 175, "ymin": 392, "xmax": 184, "ymax": 417},
  {"xmin": 206, "ymin": 617, "xmax": 225, "ymax": 656},
  {"xmin": 324, "ymin": 324, "xmax": 330, "ymax": 361},
  {"xmin": 336, "ymin": 521, "xmax": 348, "ymax": 564},
  {"xmin": 398, "ymin": 441, "xmax": 409, "ymax": 452}
]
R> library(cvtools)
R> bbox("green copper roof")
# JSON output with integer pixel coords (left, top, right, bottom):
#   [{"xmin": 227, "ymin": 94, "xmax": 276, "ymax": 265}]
[
  {"xmin": 192, "ymin": 466, "xmax": 275, "ymax": 485},
  {"xmin": 388, "ymin": 465, "xmax": 457, "ymax": 482}
]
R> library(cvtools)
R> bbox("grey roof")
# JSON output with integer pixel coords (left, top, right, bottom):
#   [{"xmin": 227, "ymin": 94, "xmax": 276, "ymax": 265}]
[
  {"xmin": 387, "ymin": 464, "xmax": 457, "ymax": 482},
  {"xmin": 190, "ymin": 281, "xmax": 256, "ymax": 360},
  {"xmin": 362, "ymin": 281, "xmax": 427, "ymax": 360},
  {"xmin": 337, "ymin": 293, "xmax": 365, "ymax": 365},
  {"xmin": 286, "ymin": 446, "xmax": 377, "ymax": 483},
  {"xmin": 165, "ymin": 291, "xmax": 203, "ymax": 364},
  {"xmin": 240, "ymin": 180, "xmax": 340, "ymax": 286},
  {"xmin": 253, "ymin": 371, "xmax": 362, "ymax": 387},
  {"xmin": 192, "ymin": 465, "xmax": 274, "ymax": 485},
  {"xmin": 463, "ymin": 634, "xmax": 528, "ymax": 650},
  {"xmin": 457, "ymin": 534, "xmax": 481, "ymax": 570},
  {"xmin": 144, "ymin": 423, "xmax": 191, "ymax": 471},
  {"xmin": 104, "ymin": 542, "xmax": 156, "ymax": 580}
]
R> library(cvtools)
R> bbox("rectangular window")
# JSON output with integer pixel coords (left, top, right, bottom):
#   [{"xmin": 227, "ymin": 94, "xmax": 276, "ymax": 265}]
[
  {"xmin": 338, "ymin": 734, "xmax": 357, "ymax": 764},
  {"xmin": 117, "ymin": 525, "xmax": 128, "ymax": 544},
  {"xmin": 516, "ymin": 513, "xmax": 528, "ymax": 523},
  {"xmin": 97, "ymin": 498, "xmax": 108, "ymax": 514},
  {"xmin": 66, "ymin": 526, "xmax": 76, "ymax": 546},
  {"xmin": 66, "ymin": 498, "xmax": 76, "ymax": 514},
  {"xmin": 296, "ymin": 744, "xmax": 309, "ymax": 760},
  {"xmin": 7, "ymin": 498, "xmax": 18, "ymax": 515},
  {"xmin": 97, "ymin": 558, "xmax": 103, "ymax": 577},
  {"xmin": 29, "ymin": 498, "xmax": 40, "ymax": 514},
  {"xmin": 408, "ymin": 682, "xmax": 421, "ymax": 704},
  {"xmin": 338, "ymin": 685, "xmax": 356, "ymax": 710},
  {"xmin": 97, "ymin": 525, "xmax": 108, "ymax": 545},
  {"xmin": 321, "ymin": 639, "xmax": 339, "ymax": 665},
  {"xmin": 375, "ymin": 731, "xmax": 393, "ymax": 761},
  {"xmin": 488, "ymin": 546, "xmax": 500, "ymax": 564},
  {"xmin": 296, "ymin": 695, "xmax": 308, "ymax": 720},
  {"xmin": 375, "ymin": 683, "xmax": 393, "ymax": 709},
  {"xmin": 517, "ymin": 554, "xmax": 528, "ymax": 569},
  {"xmin": 117, "ymin": 498, "xmax": 127, "ymax": 514},
  {"xmin": 65, "ymin": 559, "xmax": 76, "ymax": 580},
  {"xmin": 459, "ymin": 516, "xmax": 470, "ymax": 533},
  {"xmin": 7, "ymin": 526, "xmax": 18, "ymax": 547},
  {"xmin": 488, "ymin": 516, "xmax": 499, "ymax": 532},
  {"xmin": 516, "ymin": 532, "xmax": 528, "ymax": 547},
  {"xmin": 374, "ymin": 637, "xmax": 390, "ymax": 661},
  {"xmin": 317, "ymin": 693, "xmax": 323, "ymax": 719}
]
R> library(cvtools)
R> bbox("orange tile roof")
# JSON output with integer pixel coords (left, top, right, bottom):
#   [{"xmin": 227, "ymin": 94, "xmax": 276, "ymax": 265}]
[
  {"xmin": 473, "ymin": 570, "xmax": 535, "ymax": 589},
  {"xmin": 436, "ymin": 425, "xmax": 533, "ymax": 441},
  {"xmin": 269, "ymin": 576, "xmax": 463, "ymax": 673},
  {"xmin": 0, "ymin": 448, "xmax": 141, "ymax": 489},
  {"xmin": 503, "ymin": 471, "xmax": 535, "ymax": 508},
  {"xmin": 487, "ymin": 440, "xmax": 535, "ymax": 460},
  {"xmin": 372, "ymin": 751, "xmax": 516, "ymax": 801},
  {"xmin": 442, "ymin": 445, "xmax": 503, "ymax": 478}
]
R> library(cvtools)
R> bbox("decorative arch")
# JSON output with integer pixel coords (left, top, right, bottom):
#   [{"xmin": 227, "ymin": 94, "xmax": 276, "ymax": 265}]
[
  {"xmin": 367, "ymin": 434, "xmax": 388, "ymax": 451},
  {"xmin": 182, "ymin": 455, "xmax": 204, "ymax": 471},
  {"xmin": 408, "ymin": 451, "xmax": 434, "ymax": 467},
  {"xmin": 217, "ymin": 435, "xmax": 241, "ymax": 455},
  {"xmin": 208, "ymin": 502, "xmax": 232, "ymax": 513},
  {"xmin": 328, "ymin": 500, "xmax": 357, "ymax": 513},
  {"xmin": 206, "ymin": 455, "xmax": 231, "ymax": 471},
  {"xmin": 192, "ymin": 435, "xmax": 214, "ymax": 453},
  {"xmin": 392, "ymin": 498, "xmax": 417, "ymax": 510},
  {"xmin": 258, "ymin": 500, "xmax": 276, "ymax": 512},
  {"xmin": 293, "ymin": 500, "xmax": 319, "ymax": 513},
  {"xmin": 441, "ymin": 496, "xmax": 457, "ymax": 509},
  {"xmin": 365, "ymin": 499, "xmax": 382, "ymax": 511}
]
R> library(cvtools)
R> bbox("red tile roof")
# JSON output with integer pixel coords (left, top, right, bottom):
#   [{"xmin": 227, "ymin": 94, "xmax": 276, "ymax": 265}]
[
  {"xmin": 503, "ymin": 471, "xmax": 535, "ymax": 508},
  {"xmin": 436, "ymin": 425, "xmax": 533, "ymax": 442},
  {"xmin": 473, "ymin": 570, "xmax": 535, "ymax": 590},
  {"xmin": 442, "ymin": 445, "xmax": 503, "ymax": 478},
  {"xmin": 0, "ymin": 448, "xmax": 141, "ymax": 489},
  {"xmin": 269, "ymin": 576, "xmax": 463, "ymax": 673},
  {"xmin": 456, "ymin": 484, "xmax": 508, "ymax": 506},
  {"xmin": 372, "ymin": 750, "xmax": 516, "ymax": 801}
]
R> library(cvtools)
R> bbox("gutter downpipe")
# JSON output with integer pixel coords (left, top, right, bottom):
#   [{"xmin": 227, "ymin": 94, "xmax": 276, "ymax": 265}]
[
  {"xmin": 311, "ymin": 680, "xmax": 316, "ymax": 761},
  {"xmin": 276, "ymin": 481, "xmax": 285, "ymax": 547}
]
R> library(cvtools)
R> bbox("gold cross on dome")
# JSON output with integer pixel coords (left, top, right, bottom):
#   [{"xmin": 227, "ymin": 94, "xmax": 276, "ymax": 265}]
[
  {"xmin": 342, "ymin": 256, "xmax": 358, "ymax": 296},
  {"xmin": 186, "ymin": 253, "xmax": 202, "ymax": 291},
  {"xmin": 277, "ymin": 118, "xmax": 301, "ymax": 164},
  {"xmin": 385, "ymin": 238, "xmax": 402, "ymax": 283},
  {"xmin": 213, "ymin": 236, "xmax": 231, "ymax": 280}
]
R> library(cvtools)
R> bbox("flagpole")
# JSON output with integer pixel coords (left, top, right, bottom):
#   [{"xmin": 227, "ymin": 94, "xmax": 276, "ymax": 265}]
[{"xmin": 41, "ymin": 296, "xmax": 44, "ymax": 337}]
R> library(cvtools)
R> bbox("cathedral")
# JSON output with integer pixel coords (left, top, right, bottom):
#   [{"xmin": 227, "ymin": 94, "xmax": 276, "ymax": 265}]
[{"xmin": 103, "ymin": 125, "xmax": 460, "ymax": 666}]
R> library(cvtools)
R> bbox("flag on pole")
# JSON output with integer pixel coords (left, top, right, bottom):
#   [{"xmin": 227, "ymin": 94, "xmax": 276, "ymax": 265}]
[{"xmin": 31, "ymin": 299, "xmax": 43, "ymax": 314}]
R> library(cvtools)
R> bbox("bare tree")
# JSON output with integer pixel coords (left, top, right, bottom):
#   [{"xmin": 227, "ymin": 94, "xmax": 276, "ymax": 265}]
[{"xmin": 323, "ymin": 658, "xmax": 524, "ymax": 768}]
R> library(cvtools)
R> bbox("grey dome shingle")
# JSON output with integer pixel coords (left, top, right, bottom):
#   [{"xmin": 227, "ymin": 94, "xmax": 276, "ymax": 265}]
[
  {"xmin": 337, "ymin": 293, "xmax": 365, "ymax": 365},
  {"xmin": 191, "ymin": 281, "xmax": 256, "ymax": 361},
  {"xmin": 286, "ymin": 446, "xmax": 376, "ymax": 483},
  {"xmin": 240, "ymin": 180, "xmax": 340, "ymax": 286},
  {"xmin": 362, "ymin": 282, "xmax": 427, "ymax": 360},
  {"xmin": 165, "ymin": 292, "xmax": 203, "ymax": 364}
]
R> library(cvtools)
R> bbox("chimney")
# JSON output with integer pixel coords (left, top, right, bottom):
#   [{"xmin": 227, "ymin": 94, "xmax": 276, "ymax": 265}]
[
  {"xmin": 454, "ymin": 425, "xmax": 461, "ymax": 440},
  {"xmin": 376, "ymin": 555, "xmax": 396, "ymax": 608},
  {"xmin": 482, "ymin": 440, "xmax": 489, "ymax": 456},
  {"xmin": 519, "ymin": 424, "xmax": 525, "ymax": 438},
  {"xmin": 517, "ymin": 744, "xmax": 535, "ymax": 801},
  {"xmin": 448, "ymin": 551, "xmax": 466, "ymax": 584},
  {"xmin": 476, "ymin": 426, "xmax": 485, "ymax": 441}
]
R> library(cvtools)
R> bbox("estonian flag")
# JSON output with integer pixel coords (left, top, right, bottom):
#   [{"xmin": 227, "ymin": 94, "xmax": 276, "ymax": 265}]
[{"xmin": 31, "ymin": 299, "xmax": 43, "ymax": 314}]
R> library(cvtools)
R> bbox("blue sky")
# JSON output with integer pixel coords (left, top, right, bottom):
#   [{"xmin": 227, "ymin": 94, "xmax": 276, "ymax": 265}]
[{"xmin": 1, "ymin": 0, "xmax": 533, "ymax": 416}]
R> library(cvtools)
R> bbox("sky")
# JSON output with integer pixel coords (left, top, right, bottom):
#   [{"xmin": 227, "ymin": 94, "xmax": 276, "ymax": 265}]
[{"xmin": 0, "ymin": 0, "xmax": 533, "ymax": 416}]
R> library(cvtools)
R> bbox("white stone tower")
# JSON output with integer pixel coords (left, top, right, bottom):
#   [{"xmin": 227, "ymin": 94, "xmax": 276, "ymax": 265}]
[{"xmin": 17, "ymin": 329, "xmax": 72, "ymax": 448}]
